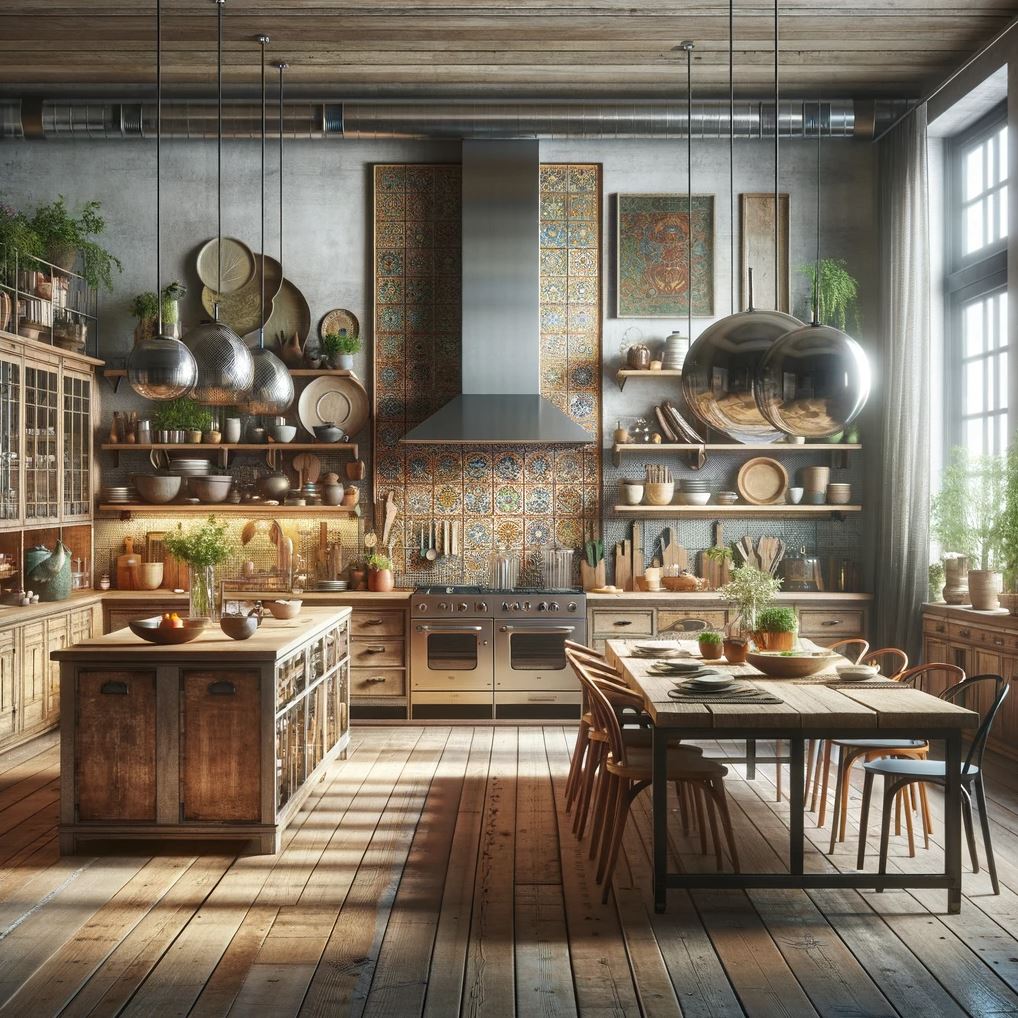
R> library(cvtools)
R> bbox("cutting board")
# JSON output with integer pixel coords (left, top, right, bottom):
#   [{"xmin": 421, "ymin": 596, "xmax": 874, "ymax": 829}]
[
  {"xmin": 699, "ymin": 521, "xmax": 731, "ymax": 590},
  {"xmin": 614, "ymin": 541, "xmax": 632, "ymax": 592},
  {"xmin": 661, "ymin": 527, "xmax": 688, "ymax": 572},
  {"xmin": 631, "ymin": 523, "xmax": 644, "ymax": 583}
]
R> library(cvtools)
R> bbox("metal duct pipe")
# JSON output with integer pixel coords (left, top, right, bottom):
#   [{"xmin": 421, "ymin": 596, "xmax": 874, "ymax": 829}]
[{"xmin": 0, "ymin": 98, "xmax": 887, "ymax": 141}]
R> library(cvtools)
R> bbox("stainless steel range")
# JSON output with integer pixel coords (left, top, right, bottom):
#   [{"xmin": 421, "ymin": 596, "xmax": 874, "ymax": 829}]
[{"xmin": 410, "ymin": 586, "xmax": 586, "ymax": 720}]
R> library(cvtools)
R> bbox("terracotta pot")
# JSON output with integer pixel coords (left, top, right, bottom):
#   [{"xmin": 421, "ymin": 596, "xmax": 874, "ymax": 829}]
[
  {"xmin": 942, "ymin": 556, "xmax": 970, "ymax": 605},
  {"xmin": 753, "ymin": 630, "xmax": 796, "ymax": 652},
  {"xmin": 723, "ymin": 638, "xmax": 749, "ymax": 664},
  {"xmin": 998, "ymin": 592, "xmax": 1018, "ymax": 617},
  {"xmin": 698, "ymin": 637, "xmax": 723, "ymax": 660},
  {"xmin": 350, "ymin": 568, "xmax": 367, "ymax": 591},
  {"xmin": 968, "ymin": 569, "xmax": 1002, "ymax": 611},
  {"xmin": 368, "ymin": 568, "xmax": 393, "ymax": 593}
]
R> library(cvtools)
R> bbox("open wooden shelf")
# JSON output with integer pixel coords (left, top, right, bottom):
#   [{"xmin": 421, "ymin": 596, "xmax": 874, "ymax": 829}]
[
  {"xmin": 100, "ymin": 441, "xmax": 358, "ymax": 467},
  {"xmin": 98, "ymin": 503, "xmax": 359, "ymax": 518},
  {"xmin": 610, "ymin": 442, "xmax": 861, "ymax": 467},
  {"xmin": 615, "ymin": 368, "xmax": 682, "ymax": 390},
  {"xmin": 102, "ymin": 366, "xmax": 359, "ymax": 392},
  {"xmin": 611, "ymin": 503, "xmax": 861, "ymax": 519}
]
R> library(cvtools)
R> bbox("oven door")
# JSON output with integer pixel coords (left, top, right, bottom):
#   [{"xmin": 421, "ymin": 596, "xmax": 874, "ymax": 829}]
[
  {"xmin": 411, "ymin": 620, "xmax": 494, "ymax": 691},
  {"xmin": 494, "ymin": 619, "xmax": 586, "ymax": 691}
]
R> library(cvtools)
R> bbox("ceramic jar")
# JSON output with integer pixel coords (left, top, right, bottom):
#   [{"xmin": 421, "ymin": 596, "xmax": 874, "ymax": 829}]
[
  {"xmin": 942, "ymin": 556, "xmax": 969, "ymax": 605},
  {"xmin": 626, "ymin": 344, "xmax": 651, "ymax": 369},
  {"xmin": 368, "ymin": 568, "xmax": 394, "ymax": 593},
  {"xmin": 968, "ymin": 569, "xmax": 1002, "ymax": 611},
  {"xmin": 723, "ymin": 637, "xmax": 749, "ymax": 664},
  {"xmin": 620, "ymin": 480, "xmax": 644, "ymax": 505},
  {"xmin": 223, "ymin": 417, "xmax": 242, "ymax": 444},
  {"xmin": 322, "ymin": 483, "xmax": 343, "ymax": 506}
]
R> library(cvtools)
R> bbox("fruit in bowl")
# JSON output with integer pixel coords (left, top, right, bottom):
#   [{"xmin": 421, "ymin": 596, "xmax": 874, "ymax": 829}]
[{"xmin": 159, "ymin": 612, "xmax": 185, "ymax": 630}]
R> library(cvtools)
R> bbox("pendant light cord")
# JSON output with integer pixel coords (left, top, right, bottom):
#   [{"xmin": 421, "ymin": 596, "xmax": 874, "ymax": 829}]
[
  {"xmin": 773, "ymin": 0, "xmax": 779, "ymax": 311},
  {"xmin": 684, "ymin": 41, "xmax": 693, "ymax": 344},
  {"xmin": 257, "ymin": 34, "xmax": 269, "ymax": 350},
  {"xmin": 728, "ymin": 0, "xmax": 734, "ymax": 315},
  {"xmin": 215, "ymin": 0, "xmax": 224, "ymax": 319},
  {"xmin": 277, "ymin": 62, "xmax": 287, "ymax": 281},
  {"xmin": 814, "ymin": 97, "xmax": 822, "ymax": 325},
  {"xmin": 156, "ymin": 0, "xmax": 162, "ymax": 335}
]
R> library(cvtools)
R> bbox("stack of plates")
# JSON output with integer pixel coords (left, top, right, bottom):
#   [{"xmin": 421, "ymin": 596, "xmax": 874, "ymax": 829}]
[
  {"xmin": 102, "ymin": 485, "xmax": 135, "ymax": 504},
  {"xmin": 826, "ymin": 483, "xmax": 852, "ymax": 505},
  {"xmin": 661, "ymin": 332, "xmax": 689, "ymax": 370},
  {"xmin": 168, "ymin": 458, "xmax": 212, "ymax": 477},
  {"xmin": 647, "ymin": 659, "xmax": 735, "ymax": 689},
  {"xmin": 317, "ymin": 579, "xmax": 349, "ymax": 591},
  {"xmin": 678, "ymin": 478, "xmax": 710, "ymax": 505},
  {"xmin": 630, "ymin": 641, "xmax": 685, "ymax": 659},
  {"xmin": 716, "ymin": 491, "xmax": 738, "ymax": 505}
]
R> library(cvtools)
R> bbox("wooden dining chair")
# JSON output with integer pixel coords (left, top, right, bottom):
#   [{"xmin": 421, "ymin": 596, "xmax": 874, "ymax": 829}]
[
  {"xmin": 658, "ymin": 618, "xmax": 710, "ymax": 634},
  {"xmin": 857, "ymin": 675, "xmax": 1009, "ymax": 894},
  {"xmin": 825, "ymin": 663, "xmax": 966, "ymax": 854},
  {"xmin": 574, "ymin": 654, "xmax": 739, "ymax": 902},
  {"xmin": 828, "ymin": 639, "xmax": 870, "ymax": 664}
]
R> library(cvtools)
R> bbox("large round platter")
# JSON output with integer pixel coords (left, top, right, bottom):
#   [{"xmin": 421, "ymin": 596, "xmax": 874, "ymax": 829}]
[
  {"xmin": 319, "ymin": 308, "xmax": 360, "ymax": 340},
  {"xmin": 202, "ymin": 254, "xmax": 283, "ymax": 339},
  {"xmin": 737, "ymin": 456, "xmax": 788, "ymax": 505},
  {"xmin": 196, "ymin": 237, "xmax": 256, "ymax": 294},
  {"xmin": 262, "ymin": 278, "xmax": 312, "ymax": 344},
  {"xmin": 298, "ymin": 375, "xmax": 370, "ymax": 438}
]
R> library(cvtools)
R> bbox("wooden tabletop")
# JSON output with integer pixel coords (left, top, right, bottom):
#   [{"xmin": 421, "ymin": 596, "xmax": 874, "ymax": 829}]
[{"xmin": 605, "ymin": 639, "xmax": 979, "ymax": 733}]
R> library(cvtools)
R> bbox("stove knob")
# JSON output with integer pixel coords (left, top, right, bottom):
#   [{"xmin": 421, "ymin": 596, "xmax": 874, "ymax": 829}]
[
  {"xmin": 476, "ymin": 602, "xmax": 489, "ymax": 612},
  {"xmin": 457, "ymin": 602, "xmax": 468, "ymax": 612},
  {"xmin": 501, "ymin": 601, "xmax": 510, "ymax": 611},
  {"xmin": 522, "ymin": 601, "xmax": 531, "ymax": 612},
  {"xmin": 416, "ymin": 602, "xmax": 428, "ymax": 612},
  {"xmin": 511, "ymin": 602, "xmax": 521, "ymax": 612},
  {"xmin": 549, "ymin": 602, "xmax": 559, "ymax": 612},
  {"xmin": 567, "ymin": 602, "xmax": 577, "ymax": 612},
  {"xmin": 537, "ymin": 601, "xmax": 549, "ymax": 611},
  {"xmin": 438, "ymin": 602, "xmax": 448, "ymax": 612}
]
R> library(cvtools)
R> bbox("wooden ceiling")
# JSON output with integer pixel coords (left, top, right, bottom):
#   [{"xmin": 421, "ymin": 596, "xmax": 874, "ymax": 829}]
[{"xmin": 0, "ymin": 2, "xmax": 1012, "ymax": 100}]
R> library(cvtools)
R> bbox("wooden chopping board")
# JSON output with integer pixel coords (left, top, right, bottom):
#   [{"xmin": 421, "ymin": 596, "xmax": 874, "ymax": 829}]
[
  {"xmin": 631, "ymin": 522, "xmax": 644, "ymax": 583},
  {"xmin": 698, "ymin": 521, "xmax": 731, "ymax": 590},
  {"xmin": 614, "ymin": 540, "xmax": 632, "ymax": 592},
  {"xmin": 661, "ymin": 527, "xmax": 688, "ymax": 572}
]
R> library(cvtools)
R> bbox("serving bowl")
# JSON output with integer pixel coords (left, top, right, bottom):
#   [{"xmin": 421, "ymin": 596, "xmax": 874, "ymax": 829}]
[
  {"xmin": 129, "ymin": 616, "xmax": 208, "ymax": 644},
  {"xmin": 133, "ymin": 473, "xmax": 183, "ymax": 504},
  {"xmin": 267, "ymin": 599, "xmax": 303, "ymax": 619},
  {"xmin": 747, "ymin": 650, "xmax": 837, "ymax": 678},
  {"xmin": 835, "ymin": 663, "xmax": 880, "ymax": 680},
  {"xmin": 676, "ymin": 491, "xmax": 711, "ymax": 505},
  {"xmin": 189, "ymin": 475, "xmax": 233, "ymax": 503},
  {"xmin": 220, "ymin": 615, "xmax": 260, "ymax": 641},
  {"xmin": 270, "ymin": 424, "xmax": 297, "ymax": 443}
]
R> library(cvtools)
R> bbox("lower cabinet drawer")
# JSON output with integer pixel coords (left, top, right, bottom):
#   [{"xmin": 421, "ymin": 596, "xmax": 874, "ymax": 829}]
[
  {"xmin": 657, "ymin": 609, "xmax": 728, "ymax": 633},
  {"xmin": 350, "ymin": 610, "xmax": 405, "ymax": 638},
  {"xmin": 350, "ymin": 639, "xmax": 405, "ymax": 669},
  {"xmin": 351, "ymin": 669, "xmax": 406, "ymax": 697},
  {"xmin": 798, "ymin": 609, "xmax": 865, "ymax": 637},
  {"xmin": 923, "ymin": 615, "xmax": 949, "ymax": 638},
  {"xmin": 591, "ymin": 609, "xmax": 654, "ymax": 636}
]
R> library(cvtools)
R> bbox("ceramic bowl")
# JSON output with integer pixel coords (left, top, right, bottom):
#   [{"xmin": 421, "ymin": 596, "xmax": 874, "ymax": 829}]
[
  {"xmin": 835, "ymin": 663, "xmax": 880, "ymax": 680},
  {"xmin": 267, "ymin": 599, "xmax": 303, "ymax": 620},
  {"xmin": 129, "ymin": 616, "xmax": 208, "ymax": 644},
  {"xmin": 133, "ymin": 473, "xmax": 183, "ymax": 505},
  {"xmin": 787, "ymin": 487, "xmax": 804, "ymax": 504},
  {"xmin": 313, "ymin": 423, "xmax": 344, "ymax": 443},
  {"xmin": 747, "ymin": 650, "xmax": 837, "ymax": 678},
  {"xmin": 270, "ymin": 424, "xmax": 297, "ymax": 443},
  {"xmin": 621, "ymin": 482, "xmax": 644, "ymax": 505},
  {"xmin": 676, "ymin": 491, "xmax": 711, "ymax": 505},
  {"xmin": 220, "ymin": 615, "xmax": 260, "ymax": 641},
  {"xmin": 189, "ymin": 475, "xmax": 233, "ymax": 503},
  {"xmin": 134, "ymin": 562, "xmax": 164, "ymax": 590}
]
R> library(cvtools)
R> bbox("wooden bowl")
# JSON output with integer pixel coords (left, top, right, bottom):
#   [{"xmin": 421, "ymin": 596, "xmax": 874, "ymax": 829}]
[
  {"xmin": 643, "ymin": 482, "xmax": 674, "ymax": 506},
  {"xmin": 267, "ymin": 599, "xmax": 302, "ymax": 620},
  {"xmin": 220, "ymin": 615, "xmax": 260, "ymax": 641},
  {"xmin": 129, "ymin": 616, "xmax": 208, "ymax": 645},
  {"xmin": 747, "ymin": 650, "xmax": 836, "ymax": 679}
]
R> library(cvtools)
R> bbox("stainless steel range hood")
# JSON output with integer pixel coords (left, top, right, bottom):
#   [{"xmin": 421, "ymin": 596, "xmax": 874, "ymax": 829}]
[{"xmin": 402, "ymin": 140, "xmax": 593, "ymax": 445}]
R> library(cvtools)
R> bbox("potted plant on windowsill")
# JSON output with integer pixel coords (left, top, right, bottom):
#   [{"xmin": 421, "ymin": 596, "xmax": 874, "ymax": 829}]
[
  {"xmin": 367, "ymin": 552, "xmax": 394, "ymax": 593},
  {"xmin": 996, "ymin": 442, "xmax": 1018, "ymax": 616},
  {"xmin": 697, "ymin": 629, "xmax": 723, "ymax": 661},
  {"xmin": 753, "ymin": 606, "xmax": 798, "ymax": 652}
]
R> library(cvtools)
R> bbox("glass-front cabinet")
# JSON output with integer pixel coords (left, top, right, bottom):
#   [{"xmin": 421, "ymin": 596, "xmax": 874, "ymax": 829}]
[
  {"xmin": 62, "ymin": 370, "xmax": 92, "ymax": 520},
  {"xmin": 23, "ymin": 359, "xmax": 59, "ymax": 523},
  {"xmin": 0, "ymin": 350, "xmax": 21, "ymax": 528}
]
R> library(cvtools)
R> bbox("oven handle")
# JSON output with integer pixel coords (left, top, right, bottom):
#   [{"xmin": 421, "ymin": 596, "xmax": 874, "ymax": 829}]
[
  {"xmin": 499, "ymin": 625, "xmax": 578, "ymax": 633},
  {"xmin": 415, "ymin": 624, "xmax": 486, "ymax": 633}
]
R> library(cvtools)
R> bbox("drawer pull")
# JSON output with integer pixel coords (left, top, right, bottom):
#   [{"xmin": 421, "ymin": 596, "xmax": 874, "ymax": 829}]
[
  {"xmin": 613, "ymin": 620, "xmax": 632, "ymax": 627},
  {"xmin": 960, "ymin": 628, "xmax": 971, "ymax": 638},
  {"xmin": 365, "ymin": 676, "xmax": 387, "ymax": 684},
  {"xmin": 820, "ymin": 619, "xmax": 843, "ymax": 627},
  {"xmin": 363, "ymin": 618, "xmax": 384, "ymax": 625},
  {"xmin": 100, "ymin": 680, "xmax": 128, "ymax": 695},
  {"xmin": 527, "ymin": 696, "xmax": 558, "ymax": 702},
  {"xmin": 208, "ymin": 680, "xmax": 236, "ymax": 696},
  {"xmin": 994, "ymin": 637, "xmax": 1005, "ymax": 647},
  {"xmin": 936, "ymin": 625, "xmax": 945, "ymax": 633},
  {"xmin": 364, "ymin": 646, "xmax": 387, "ymax": 654}
]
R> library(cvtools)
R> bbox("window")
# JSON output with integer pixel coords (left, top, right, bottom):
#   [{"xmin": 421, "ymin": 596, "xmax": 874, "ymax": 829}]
[{"xmin": 945, "ymin": 106, "xmax": 1009, "ymax": 457}]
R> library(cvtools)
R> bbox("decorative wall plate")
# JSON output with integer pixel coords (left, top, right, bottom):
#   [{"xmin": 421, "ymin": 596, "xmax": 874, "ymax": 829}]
[
  {"xmin": 262, "ymin": 278, "xmax": 311, "ymax": 344},
  {"xmin": 202, "ymin": 254, "xmax": 282, "ymax": 339},
  {"xmin": 737, "ymin": 457, "xmax": 789, "ymax": 505},
  {"xmin": 298, "ymin": 375, "xmax": 370, "ymax": 438},
  {"xmin": 319, "ymin": 308, "xmax": 359, "ymax": 340},
  {"xmin": 196, "ymin": 237, "xmax": 256, "ymax": 294}
]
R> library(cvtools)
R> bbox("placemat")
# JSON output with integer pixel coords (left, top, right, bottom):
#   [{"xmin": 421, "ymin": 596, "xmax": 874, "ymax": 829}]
[
  {"xmin": 791, "ymin": 675, "xmax": 902, "ymax": 688},
  {"xmin": 667, "ymin": 682, "xmax": 784, "ymax": 704}
]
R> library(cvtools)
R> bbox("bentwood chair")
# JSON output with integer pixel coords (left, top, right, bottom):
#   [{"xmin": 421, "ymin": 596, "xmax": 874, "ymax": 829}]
[
  {"xmin": 571, "ymin": 652, "xmax": 739, "ymax": 901},
  {"xmin": 825, "ymin": 664, "xmax": 966, "ymax": 854},
  {"xmin": 857, "ymin": 675, "xmax": 1009, "ymax": 894}
]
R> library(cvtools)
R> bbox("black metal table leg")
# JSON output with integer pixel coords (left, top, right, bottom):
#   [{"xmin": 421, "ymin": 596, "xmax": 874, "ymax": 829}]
[
  {"xmin": 746, "ymin": 738, "xmax": 757, "ymax": 779},
  {"xmin": 653, "ymin": 724, "xmax": 668, "ymax": 913},
  {"xmin": 789, "ymin": 737, "xmax": 805, "ymax": 874},
  {"xmin": 945, "ymin": 730, "xmax": 963, "ymax": 914}
]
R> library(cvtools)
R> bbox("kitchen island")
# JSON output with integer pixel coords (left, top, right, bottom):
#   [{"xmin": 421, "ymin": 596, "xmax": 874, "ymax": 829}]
[{"xmin": 53, "ymin": 606, "xmax": 351, "ymax": 855}]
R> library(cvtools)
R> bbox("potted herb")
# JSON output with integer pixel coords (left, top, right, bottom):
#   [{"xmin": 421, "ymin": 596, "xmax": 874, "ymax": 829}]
[
  {"xmin": 753, "ymin": 606, "xmax": 798, "ymax": 652},
  {"xmin": 717, "ymin": 565, "xmax": 783, "ymax": 636},
  {"xmin": 322, "ymin": 331, "xmax": 360, "ymax": 370},
  {"xmin": 153, "ymin": 398, "xmax": 213, "ymax": 443},
  {"xmin": 164, "ymin": 516, "xmax": 232, "ymax": 620},
  {"xmin": 29, "ymin": 197, "xmax": 122, "ymax": 290},
  {"xmin": 133, "ymin": 282, "xmax": 187, "ymax": 342},
  {"xmin": 367, "ymin": 552, "xmax": 394, "ymax": 592},
  {"xmin": 698, "ymin": 629, "xmax": 723, "ymax": 660},
  {"xmin": 797, "ymin": 257, "xmax": 859, "ymax": 331}
]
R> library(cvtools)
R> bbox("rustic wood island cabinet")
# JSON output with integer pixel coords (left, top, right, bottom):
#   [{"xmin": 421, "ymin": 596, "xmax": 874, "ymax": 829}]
[{"xmin": 54, "ymin": 606, "xmax": 351, "ymax": 854}]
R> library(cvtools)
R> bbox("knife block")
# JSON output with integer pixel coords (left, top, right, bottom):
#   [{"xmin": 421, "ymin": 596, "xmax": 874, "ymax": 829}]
[{"xmin": 580, "ymin": 560, "xmax": 605, "ymax": 591}]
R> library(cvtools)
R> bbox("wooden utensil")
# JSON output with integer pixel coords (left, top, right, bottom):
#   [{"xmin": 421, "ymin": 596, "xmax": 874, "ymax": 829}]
[
  {"xmin": 381, "ymin": 490, "xmax": 398, "ymax": 550},
  {"xmin": 631, "ymin": 522, "xmax": 644, "ymax": 584},
  {"xmin": 699, "ymin": 521, "xmax": 731, "ymax": 590}
]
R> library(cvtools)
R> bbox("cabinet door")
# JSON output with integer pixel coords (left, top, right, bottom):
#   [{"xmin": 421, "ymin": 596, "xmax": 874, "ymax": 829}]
[
  {"xmin": 182, "ymin": 670, "xmax": 261, "ymax": 822},
  {"xmin": 19, "ymin": 622, "xmax": 46, "ymax": 731},
  {"xmin": 0, "ymin": 350, "xmax": 22, "ymax": 528},
  {"xmin": 76, "ymin": 670, "xmax": 157, "ymax": 821},
  {"xmin": 44, "ymin": 615, "xmax": 68, "ymax": 724},
  {"xmin": 23, "ymin": 360, "xmax": 60, "ymax": 523},
  {"xmin": 61, "ymin": 369, "xmax": 92, "ymax": 521},
  {"xmin": 0, "ymin": 630, "xmax": 16, "ymax": 741}
]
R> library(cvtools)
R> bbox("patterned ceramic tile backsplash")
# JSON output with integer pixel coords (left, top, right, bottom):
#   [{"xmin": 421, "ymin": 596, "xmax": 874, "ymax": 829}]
[{"xmin": 373, "ymin": 163, "xmax": 602, "ymax": 584}]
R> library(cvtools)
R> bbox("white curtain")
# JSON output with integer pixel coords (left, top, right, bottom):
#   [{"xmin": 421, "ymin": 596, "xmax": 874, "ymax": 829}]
[{"xmin": 874, "ymin": 106, "xmax": 930, "ymax": 657}]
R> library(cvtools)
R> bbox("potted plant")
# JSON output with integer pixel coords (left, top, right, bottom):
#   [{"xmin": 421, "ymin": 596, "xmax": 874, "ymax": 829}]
[
  {"xmin": 722, "ymin": 634, "xmax": 749, "ymax": 664},
  {"xmin": 367, "ymin": 552, "xmax": 394, "ymax": 592},
  {"xmin": 153, "ymin": 398, "xmax": 213, "ymax": 443},
  {"xmin": 797, "ymin": 257, "xmax": 859, "ymax": 331},
  {"xmin": 0, "ymin": 199, "xmax": 42, "ymax": 275},
  {"xmin": 996, "ymin": 442, "xmax": 1018, "ymax": 615},
  {"xmin": 349, "ymin": 558, "xmax": 367, "ymax": 591},
  {"xmin": 932, "ymin": 447, "xmax": 1006, "ymax": 609},
  {"xmin": 698, "ymin": 629, "xmax": 723, "ymax": 660},
  {"xmin": 133, "ymin": 282, "xmax": 187, "ymax": 343},
  {"xmin": 753, "ymin": 606, "xmax": 798, "ymax": 652},
  {"xmin": 717, "ymin": 565, "xmax": 783, "ymax": 636},
  {"xmin": 322, "ymin": 331, "xmax": 360, "ymax": 370},
  {"xmin": 164, "ymin": 516, "xmax": 231, "ymax": 620},
  {"xmin": 29, "ymin": 196, "xmax": 122, "ymax": 290},
  {"xmin": 928, "ymin": 562, "xmax": 945, "ymax": 604}
]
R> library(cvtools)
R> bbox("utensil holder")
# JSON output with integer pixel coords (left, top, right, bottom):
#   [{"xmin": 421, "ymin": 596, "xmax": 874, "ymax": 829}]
[{"xmin": 643, "ymin": 482, "xmax": 674, "ymax": 506}]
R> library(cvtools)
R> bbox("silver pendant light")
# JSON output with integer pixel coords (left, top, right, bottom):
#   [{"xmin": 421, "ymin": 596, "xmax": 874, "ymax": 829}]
[
  {"xmin": 243, "ymin": 34, "xmax": 294, "ymax": 415},
  {"xmin": 183, "ymin": 0, "xmax": 254, "ymax": 405},
  {"xmin": 756, "ymin": 100, "xmax": 870, "ymax": 437},
  {"xmin": 680, "ymin": 0, "xmax": 802, "ymax": 443},
  {"xmin": 126, "ymin": 0, "xmax": 197, "ymax": 400}
]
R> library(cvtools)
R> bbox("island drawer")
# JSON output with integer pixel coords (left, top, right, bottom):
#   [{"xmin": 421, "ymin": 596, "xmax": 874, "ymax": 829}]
[
  {"xmin": 591, "ymin": 610, "xmax": 654, "ymax": 636},
  {"xmin": 657, "ymin": 609, "xmax": 728, "ymax": 633},
  {"xmin": 350, "ymin": 639, "xmax": 405, "ymax": 669},
  {"xmin": 350, "ymin": 610, "xmax": 406, "ymax": 638},
  {"xmin": 351, "ymin": 669, "xmax": 406, "ymax": 697},
  {"xmin": 798, "ymin": 609, "xmax": 865, "ymax": 637}
]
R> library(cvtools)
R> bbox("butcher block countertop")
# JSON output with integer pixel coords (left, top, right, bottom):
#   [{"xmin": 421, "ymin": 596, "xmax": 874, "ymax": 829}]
[
  {"xmin": 52, "ymin": 606, "xmax": 352, "ymax": 663},
  {"xmin": 585, "ymin": 591, "xmax": 873, "ymax": 603},
  {"xmin": 100, "ymin": 589, "xmax": 414, "ymax": 603}
]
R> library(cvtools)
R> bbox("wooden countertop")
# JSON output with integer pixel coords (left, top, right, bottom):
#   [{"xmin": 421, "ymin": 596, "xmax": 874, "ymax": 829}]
[
  {"xmin": 100, "ymin": 589, "xmax": 414, "ymax": 604},
  {"xmin": 586, "ymin": 591, "xmax": 873, "ymax": 603},
  {"xmin": 923, "ymin": 602, "xmax": 1014, "ymax": 624},
  {"xmin": 0, "ymin": 590, "xmax": 103, "ymax": 625},
  {"xmin": 53, "ymin": 606, "xmax": 352, "ymax": 663}
]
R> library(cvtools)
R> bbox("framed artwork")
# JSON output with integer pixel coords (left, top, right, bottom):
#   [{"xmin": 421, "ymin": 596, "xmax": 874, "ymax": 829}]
[
  {"xmin": 615, "ymin": 193, "xmax": 715, "ymax": 318},
  {"xmin": 740, "ymin": 193, "xmax": 790, "ymax": 313}
]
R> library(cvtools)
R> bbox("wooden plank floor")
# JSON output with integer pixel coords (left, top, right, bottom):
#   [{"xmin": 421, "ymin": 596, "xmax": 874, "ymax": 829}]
[{"xmin": 1, "ymin": 726, "xmax": 1018, "ymax": 1016}]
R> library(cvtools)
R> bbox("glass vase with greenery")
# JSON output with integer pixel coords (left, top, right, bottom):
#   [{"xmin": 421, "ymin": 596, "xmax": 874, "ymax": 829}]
[
  {"xmin": 798, "ymin": 257, "xmax": 859, "ymax": 332},
  {"xmin": 718, "ymin": 566, "xmax": 783, "ymax": 635},
  {"xmin": 164, "ymin": 516, "xmax": 232, "ymax": 620},
  {"xmin": 30, "ymin": 196, "xmax": 122, "ymax": 291},
  {"xmin": 132, "ymin": 282, "xmax": 187, "ymax": 341}
]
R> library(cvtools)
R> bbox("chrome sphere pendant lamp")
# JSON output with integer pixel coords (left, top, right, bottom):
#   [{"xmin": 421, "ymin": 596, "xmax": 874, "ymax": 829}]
[
  {"xmin": 183, "ymin": 0, "xmax": 254, "ymax": 405},
  {"xmin": 126, "ymin": 0, "xmax": 197, "ymax": 400},
  {"xmin": 680, "ymin": 0, "xmax": 802, "ymax": 443},
  {"xmin": 756, "ymin": 100, "xmax": 870, "ymax": 437},
  {"xmin": 243, "ymin": 34, "xmax": 294, "ymax": 415}
]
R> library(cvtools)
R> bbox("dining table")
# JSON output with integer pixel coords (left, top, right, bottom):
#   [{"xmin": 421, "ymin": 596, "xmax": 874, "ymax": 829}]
[{"xmin": 604, "ymin": 639, "xmax": 979, "ymax": 914}]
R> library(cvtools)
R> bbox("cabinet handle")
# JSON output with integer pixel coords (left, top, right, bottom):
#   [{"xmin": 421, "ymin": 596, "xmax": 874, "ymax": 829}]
[
  {"xmin": 365, "ymin": 676, "xmax": 387, "ymax": 684},
  {"xmin": 821, "ymin": 619, "xmax": 842, "ymax": 627},
  {"xmin": 994, "ymin": 637, "xmax": 1005, "ymax": 647},
  {"xmin": 960, "ymin": 628, "xmax": 971, "ymax": 638},
  {"xmin": 101, "ymin": 680, "xmax": 128, "ymax": 695},
  {"xmin": 613, "ymin": 620, "xmax": 632, "ymax": 627},
  {"xmin": 365, "ymin": 645, "xmax": 387, "ymax": 653},
  {"xmin": 208, "ymin": 680, "xmax": 236, "ymax": 696},
  {"xmin": 363, "ymin": 618, "xmax": 384, "ymax": 625},
  {"xmin": 936, "ymin": 625, "xmax": 946, "ymax": 633}
]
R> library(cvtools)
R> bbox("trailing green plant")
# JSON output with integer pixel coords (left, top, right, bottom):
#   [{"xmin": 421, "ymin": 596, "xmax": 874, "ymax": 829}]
[
  {"xmin": 164, "ymin": 516, "xmax": 232, "ymax": 569},
  {"xmin": 718, "ymin": 566, "xmax": 783, "ymax": 631},
  {"xmin": 697, "ymin": 629, "xmax": 723, "ymax": 645},
  {"xmin": 931, "ymin": 446, "xmax": 1006, "ymax": 570},
  {"xmin": 0, "ymin": 199, "xmax": 42, "ymax": 266},
  {"xmin": 152, "ymin": 398, "xmax": 213, "ymax": 433},
  {"xmin": 798, "ymin": 257, "xmax": 859, "ymax": 332},
  {"xmin": 755, "ymin": 606, "xmax": 797, "ymax": 633},
  {"xmin": 29, "ymin": 196, "xmax": 122, "ymax": 291},
  {"xmin": 131, "ymin": 282, "xmax": 187, "ymax": 323},
  {"xmin": 367, "ymin": 552, "xmax": 392, "ymax": 572}
]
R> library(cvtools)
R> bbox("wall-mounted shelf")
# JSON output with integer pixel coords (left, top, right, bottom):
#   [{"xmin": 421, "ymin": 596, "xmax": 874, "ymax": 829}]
[
  {"xmin": 615, "ymin": 368, "xmax": 682, "ymax": 391},
  {"xmin": 100, "ymin": 441, "xmax": 358, "ymax": 468},
  {"xmin": 102, "ymin": 366, "xmax": 359, "ymax": 392},
  {"xmin": 98, "ymin": 503, "xmax": 360, "ymax": 519},
  {"xmin": 612, "ymin": 504, "xmax": 861, "ymax": 520},
  {"xmin": 610, "ymin": 442, "xmax": 862, "ymax": 468}
]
